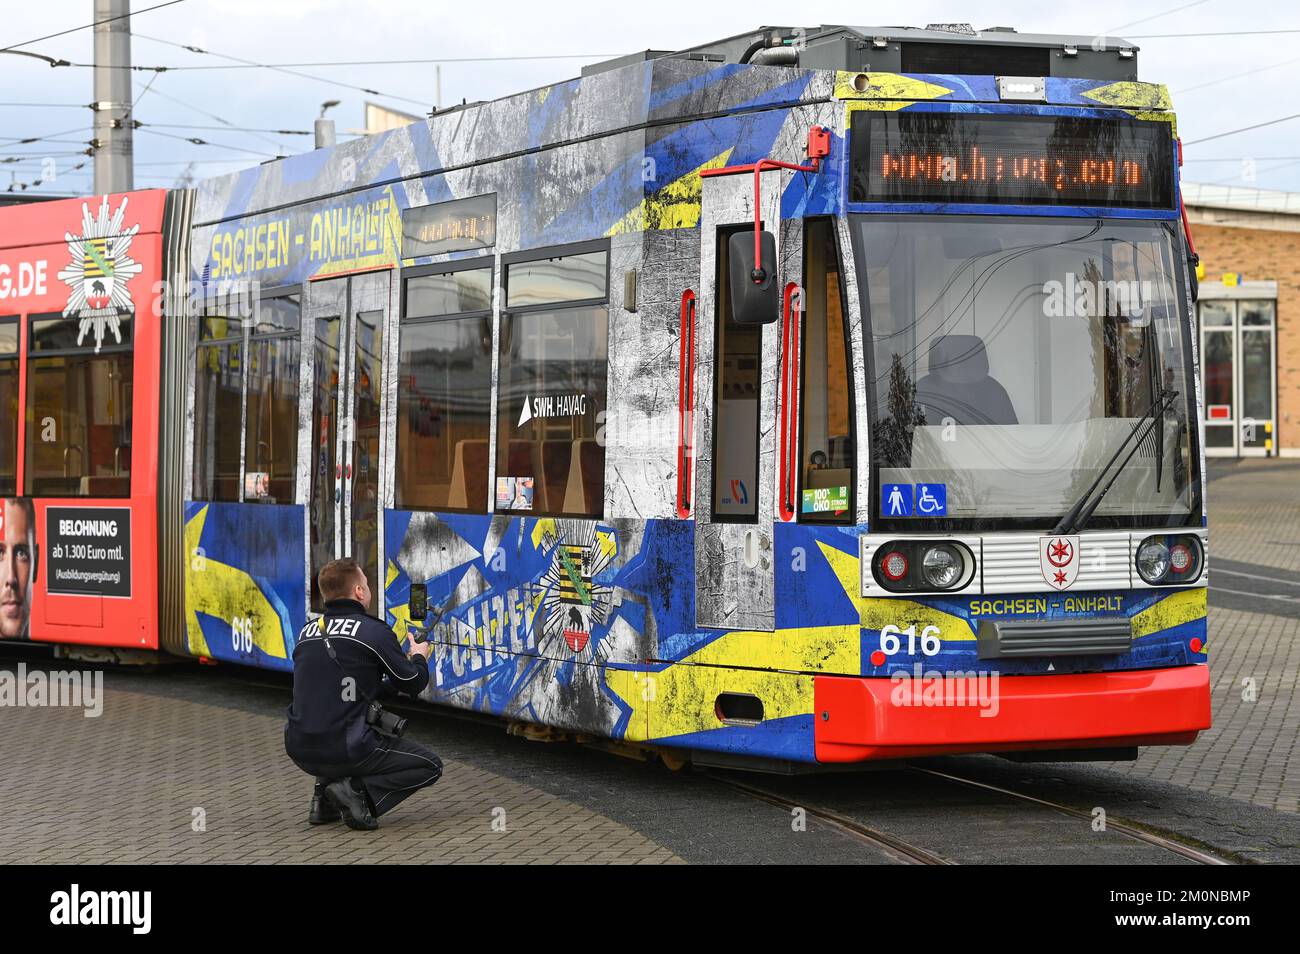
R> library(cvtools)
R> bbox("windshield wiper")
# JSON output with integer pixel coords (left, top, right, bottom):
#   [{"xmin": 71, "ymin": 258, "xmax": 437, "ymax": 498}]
[
  {"xmin": 1050, "ymin": 387, "xmax": 1180, "ymax": 536},
  {"xmin": 1143, "ymin": 317, "xmax": 1166, "ymax": 495}
]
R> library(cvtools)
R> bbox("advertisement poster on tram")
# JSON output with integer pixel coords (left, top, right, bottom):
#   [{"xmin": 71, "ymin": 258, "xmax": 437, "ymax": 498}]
[
  {"xmin": 43, "ymin": 507, "xmax": 132, "ymax": 599},
  {"xmin": 0, "ymin": 497, "xmax": 35, "ymax": 640}
]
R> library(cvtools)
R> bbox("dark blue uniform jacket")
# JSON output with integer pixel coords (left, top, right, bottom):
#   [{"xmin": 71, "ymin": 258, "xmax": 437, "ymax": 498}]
[{"xmin": 284, "ymin": 598, "xmax": 430, "ymax": 764}]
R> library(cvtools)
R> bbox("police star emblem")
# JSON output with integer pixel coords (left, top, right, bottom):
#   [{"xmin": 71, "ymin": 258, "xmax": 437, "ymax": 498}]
[{"xmin": 57, "ymin": 195, "xmax": 142, "ymax": 353}]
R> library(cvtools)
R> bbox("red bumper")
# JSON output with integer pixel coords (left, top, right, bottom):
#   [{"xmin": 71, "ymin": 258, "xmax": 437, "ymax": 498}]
[{"xmin": 814, "ymin": 665, "xmax": 1211, "ymax": 763}]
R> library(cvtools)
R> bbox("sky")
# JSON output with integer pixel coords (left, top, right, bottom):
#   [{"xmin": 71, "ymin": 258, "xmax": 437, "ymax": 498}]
[{"xmin": 1, "ymin": 0, "xmax": 1297, "ymax": 197}]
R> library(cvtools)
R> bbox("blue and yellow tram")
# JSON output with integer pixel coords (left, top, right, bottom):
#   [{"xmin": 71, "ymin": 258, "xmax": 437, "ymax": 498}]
[{"xmin": 7, "ymin": 24, "xmax": 1213, "ymax": 770}]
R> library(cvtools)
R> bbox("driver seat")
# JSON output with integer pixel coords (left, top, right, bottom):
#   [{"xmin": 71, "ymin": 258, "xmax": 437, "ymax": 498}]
[{"xmin": 914, "ymin": 334, "xmax": 1018, "ymax": 426}]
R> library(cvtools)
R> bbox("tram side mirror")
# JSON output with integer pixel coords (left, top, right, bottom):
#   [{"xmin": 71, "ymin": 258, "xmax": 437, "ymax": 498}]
[
  {"xmin": 1188, "ymin": 254, "xmax": 1200, "ymax": 302},
  {"xmin": 729, "ymin": 230, "xmax": 779, "ymax": 325}
]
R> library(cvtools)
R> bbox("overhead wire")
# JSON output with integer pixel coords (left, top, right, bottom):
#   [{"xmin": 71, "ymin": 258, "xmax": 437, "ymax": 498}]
[
  {"xmin": 0, "ymin": 0, "xmax": 187, "ymax": 53},
  {"xmin": 131, "ymin": 32, "xmax": 432, "ymax": 108}
]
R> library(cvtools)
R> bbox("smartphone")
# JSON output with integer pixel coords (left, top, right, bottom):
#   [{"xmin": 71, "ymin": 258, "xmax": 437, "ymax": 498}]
[{"xmin": 409, "ymin": 583, "xmax": 428, "ymax": 622}]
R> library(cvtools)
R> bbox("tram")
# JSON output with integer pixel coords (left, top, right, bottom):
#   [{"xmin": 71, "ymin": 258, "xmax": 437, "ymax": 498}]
[
  {"xmin": 0, "ymin": 190, "xmax": 189, "ymax": 657},
  {"xmin": 3, "ymin": 24, "xmax": 1211, "ymax": 770}
]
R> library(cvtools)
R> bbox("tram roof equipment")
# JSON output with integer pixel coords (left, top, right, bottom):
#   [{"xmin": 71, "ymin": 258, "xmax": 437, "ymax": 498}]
[{"xmin": 583, "ymin": 24, "xmax": 1140, "ymax": 82}]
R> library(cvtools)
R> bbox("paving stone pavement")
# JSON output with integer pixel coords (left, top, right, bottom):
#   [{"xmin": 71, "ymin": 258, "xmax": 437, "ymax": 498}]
[
  {"xmin": 1204, "ymin": 459, "xmax": 1300, "ymax": 573},
  {"xmin": 0, "ymin": 684, "xmax": 682, "ymax": 865},
  {"xmin": 1096, "ymin": 460, "xmax": 1300, "ymax": 813}
]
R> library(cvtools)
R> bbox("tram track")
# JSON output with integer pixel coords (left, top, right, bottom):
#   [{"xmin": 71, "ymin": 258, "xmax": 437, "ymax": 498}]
[
  {"xmin": 907, "ymin": 766, "xmax": 1235, "ymax": 865},
  {"xmin": 703, "ymin": 763, "xmax": 1239, "ymax": 866},
  {"xmin": 702, "ymin": 771, "xmax": 952, "ymax": 865}
]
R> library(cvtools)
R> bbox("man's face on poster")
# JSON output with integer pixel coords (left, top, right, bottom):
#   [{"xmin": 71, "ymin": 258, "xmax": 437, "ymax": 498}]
[{"xmin": 0, "ymin": 499, "xmax": 32, "ymax": 639}]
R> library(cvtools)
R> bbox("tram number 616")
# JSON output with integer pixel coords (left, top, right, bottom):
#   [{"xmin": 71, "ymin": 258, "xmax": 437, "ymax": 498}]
[
  {"xmin": 232, "ymin": 617, "xmax": 254, "ymax": 654},
  {"xmin": 880, "ymin": 624, "xmax": 941, "ymax": 657}
]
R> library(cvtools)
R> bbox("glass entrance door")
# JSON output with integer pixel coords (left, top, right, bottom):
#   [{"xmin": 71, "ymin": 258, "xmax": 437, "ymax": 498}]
[
  {"xmin": 307, "ymin": 272, "xmax": 390, "ymax": 611},
  {"xmin": 1199, "ymin": 298, "xmax": 1277, "ymax": 457}
]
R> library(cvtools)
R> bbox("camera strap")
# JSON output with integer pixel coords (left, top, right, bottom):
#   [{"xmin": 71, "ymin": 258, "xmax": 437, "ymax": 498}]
[{"xmin": 318, "ymin": 617, "xmax": 379, "ymax": 710}]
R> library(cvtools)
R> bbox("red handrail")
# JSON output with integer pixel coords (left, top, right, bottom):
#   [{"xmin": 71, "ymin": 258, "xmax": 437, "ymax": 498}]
[
  {"xmin": 676, "ymin": 289, "xmax": 697, "ymax": 519},
  {"xmin": 777, "ymin": 282, "xmax": 801, "ymax": 522}
]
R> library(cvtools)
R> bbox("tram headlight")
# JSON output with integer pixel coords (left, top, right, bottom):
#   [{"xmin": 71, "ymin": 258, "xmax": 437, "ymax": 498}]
[
  {"xmin": 921, "ymin": 545, "xmax": 962, "ymax": 589},
  {"xmin": 1136, "ymin": 540, "xmax": 1170, "ymax": 583},
  {"xmin": 872, "ymin": 541, "xmax": 974, "ymax": 592},
  {"xmin": 1135, "ymin": 534, "xmax": 1203, "ymax": 585}
]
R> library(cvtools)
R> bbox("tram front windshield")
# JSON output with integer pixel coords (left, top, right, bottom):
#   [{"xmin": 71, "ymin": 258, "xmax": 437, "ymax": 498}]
[{"xmin": 853, "ymin": 215, "xmax": 1200, "ymax": 528}]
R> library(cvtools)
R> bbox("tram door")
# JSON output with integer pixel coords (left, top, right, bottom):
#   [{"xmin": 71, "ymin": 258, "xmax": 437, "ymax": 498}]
[
  {"xmin": 693, "ymin": 177, "xmax": 785, "ymax": 631},
  {"xmin": 307, "ymin": 271, "xmax": 389, "ymax": 612}
]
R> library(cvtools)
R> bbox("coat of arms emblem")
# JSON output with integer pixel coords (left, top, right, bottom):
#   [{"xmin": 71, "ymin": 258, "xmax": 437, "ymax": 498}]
[
  {"xmin": 1040, "ymin": 535, "xmax": 1081, "ymax": 590},
  {"xmin": 57, "ymin": 195, "xmax": 142, "ymax": 353}
]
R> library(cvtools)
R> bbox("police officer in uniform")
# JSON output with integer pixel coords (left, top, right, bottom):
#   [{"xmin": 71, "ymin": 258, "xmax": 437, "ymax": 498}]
[{"xmin": 285, "ymin": 558, "xmax": 443, "ymax": 831}]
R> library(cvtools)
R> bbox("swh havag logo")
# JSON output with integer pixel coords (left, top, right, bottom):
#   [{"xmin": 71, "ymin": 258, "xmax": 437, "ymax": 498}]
[{"xmin": 57, "ymin": 195, "xmax": 142, "ymax": 353}]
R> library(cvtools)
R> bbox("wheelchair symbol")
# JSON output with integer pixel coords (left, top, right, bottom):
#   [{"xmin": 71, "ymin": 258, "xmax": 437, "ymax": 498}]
[{"xmin": 916, "ymin": 484, "xmax": 946, "ymax": 515}]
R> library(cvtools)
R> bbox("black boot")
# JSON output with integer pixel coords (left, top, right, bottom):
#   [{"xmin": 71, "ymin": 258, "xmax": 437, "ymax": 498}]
[
  {"xmin": 325, "ymin": 778, "xmax": 379, "ymax": 831},
  {"xmin": 308, "ymin": 778, "xmax": 341, "ymax": 825}
]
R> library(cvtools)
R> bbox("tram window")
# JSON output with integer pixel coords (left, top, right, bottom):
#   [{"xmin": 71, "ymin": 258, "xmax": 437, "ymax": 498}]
[
  {"xmin": 25, "ymin": 314, "xmax": 133, "ymax": 498},
  {"xmin": 252, "ymin": 293, "xmax": 301, "ymax": 336},
  {"xmin": 243, "ymin": 293, "xmax": 301, "ymax": 504},
  {"xmin": 396, "ymin": 266, "xmax": 494, "ymax": 512},
  {"xmin": 193, "ymin": 309, "xmax": 243, "ymax": 502},
  {"xmin": 712, "ymin": 229, "xmax": 761, "ymax": 521},
  {"xmin": 0, "ymin": 318, "xmax": 16, "ymax": 496},
  {"xmin": 857, "ymin": 216, "xmax": 1199, "ymax": 525},
  {"xmin": 505, "ymin": 249, "xmax": 608, "ymax": 309},
  {"xmin": 495, "ymin": 303, "xmax": 608, "ymax": 518},
  {"xmin": 799, "ymin": 220, "xmax": 854, "ymax": 524},
  {"xmin": 406, "ymin": 267, "xmax": 493, "ymax": 318}
]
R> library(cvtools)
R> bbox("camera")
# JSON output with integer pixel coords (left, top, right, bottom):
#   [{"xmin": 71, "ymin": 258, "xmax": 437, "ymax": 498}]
[{"xmin": 365, "ymin": 700, "xmax": 408, "ymax": 738}]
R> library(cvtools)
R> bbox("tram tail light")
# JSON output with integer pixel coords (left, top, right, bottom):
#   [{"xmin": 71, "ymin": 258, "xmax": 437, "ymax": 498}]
[
  {"xmin": 881, "ymin": 550, "xmax": 909, "ymax": 581},
  {"xmin": 1135, "ymin": 534, "xmax": 1203, "ymax": 585},
  {"xmin": 872, "ymin": 541, "xmax": 975, "ymax": 593}
]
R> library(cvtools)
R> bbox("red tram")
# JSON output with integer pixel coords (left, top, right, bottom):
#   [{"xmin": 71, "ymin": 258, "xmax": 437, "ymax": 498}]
[{"xmin": 0, "ymin": 190, "xmax": 189, "ymax": 658}]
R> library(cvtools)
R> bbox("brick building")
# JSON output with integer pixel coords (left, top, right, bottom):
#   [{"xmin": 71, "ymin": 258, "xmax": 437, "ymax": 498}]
[{"xmin": 1183, "ymin": 182, "xmax": 1298, "ymax": 458}]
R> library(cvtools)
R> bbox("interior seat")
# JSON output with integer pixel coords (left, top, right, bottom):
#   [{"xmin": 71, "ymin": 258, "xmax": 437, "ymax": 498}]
[{"xmin": 914, "ymin": 334, "xmax": 1018, "ymax": 426}]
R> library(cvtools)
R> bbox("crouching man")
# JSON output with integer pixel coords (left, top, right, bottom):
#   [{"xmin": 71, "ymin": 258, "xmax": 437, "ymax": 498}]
[{"xmin": 284, "ymin": 558, "xmax": 442, "ymax": 831}]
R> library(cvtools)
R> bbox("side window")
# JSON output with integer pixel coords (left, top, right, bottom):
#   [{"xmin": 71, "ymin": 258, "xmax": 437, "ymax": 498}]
[
  {"xmin": 25, "ymin": 312, "xmax": 133, "ymax": 497},
  {"xmin": 244, "ymin": 292, "xmax": 301, "ymax": 503},
  {"xmin": 712, "ymin": 229, "xmax": 761, "ymax": 521},
  {"xmin": 192, "ymin": 307, "xmax": 243, "ymax": 502},
  {"xmin": 0, "ymin": 318, "xmax": 16, "ymax": 496},
  {"xmin": 395, "ymin": 263, "xmax": 494, "ymax": 512},
  {"xmin": 799, "ymin": 219, "xmax": 854, "ymax": 523},
  {"xmin": 496, "ymin": 244, "xmax": 608, "ymax": 518}
]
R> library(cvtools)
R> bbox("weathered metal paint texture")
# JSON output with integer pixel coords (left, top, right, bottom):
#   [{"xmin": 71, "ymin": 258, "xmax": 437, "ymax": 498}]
[{"xmin": 183, "ymin": 501, "xmax": 307, "ymax": 671}]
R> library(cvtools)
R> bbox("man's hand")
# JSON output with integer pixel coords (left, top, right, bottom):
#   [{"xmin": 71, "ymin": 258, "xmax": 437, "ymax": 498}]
[{"xmin": 407, "ymin": 635, "xmax": 432, "ymax": 661}]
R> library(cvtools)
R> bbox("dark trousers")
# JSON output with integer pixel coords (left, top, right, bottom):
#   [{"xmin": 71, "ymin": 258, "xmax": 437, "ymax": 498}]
[{"xmin": 293, "ymin": 737, "xmax": 444, "ymax": 816}]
